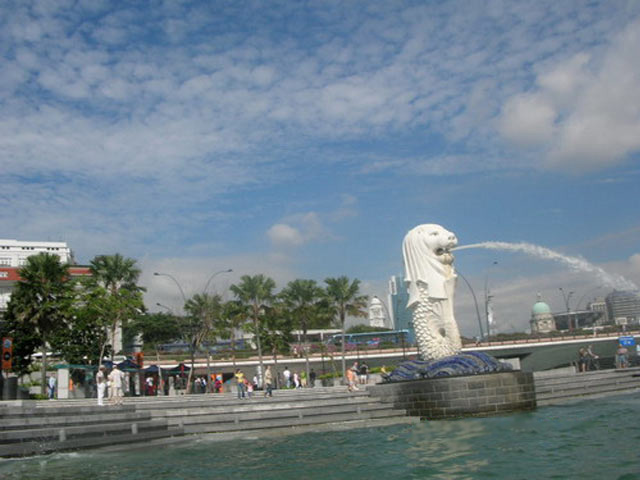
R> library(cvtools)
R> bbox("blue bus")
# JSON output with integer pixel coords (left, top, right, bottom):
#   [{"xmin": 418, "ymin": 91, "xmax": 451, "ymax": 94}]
[{"xmin": 325, "ymin": 330, "xmax": 410, "ymax": 348}]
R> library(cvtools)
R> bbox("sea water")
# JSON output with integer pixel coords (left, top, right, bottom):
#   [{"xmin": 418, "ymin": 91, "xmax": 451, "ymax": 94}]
[{"xmin": 1, "ymin": 394, "xmax": 638, "ymax": 480}]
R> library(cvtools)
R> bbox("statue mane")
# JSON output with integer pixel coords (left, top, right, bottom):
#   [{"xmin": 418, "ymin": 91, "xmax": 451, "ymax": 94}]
[{"xmin": 402, "ymin": 224, "xmax": 456, "ymax": 308}]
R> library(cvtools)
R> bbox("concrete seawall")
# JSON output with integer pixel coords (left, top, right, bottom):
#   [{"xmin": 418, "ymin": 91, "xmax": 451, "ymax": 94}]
[{"xmin": 367, "ymin": 371, "xmax": 536, "ymax": 419}]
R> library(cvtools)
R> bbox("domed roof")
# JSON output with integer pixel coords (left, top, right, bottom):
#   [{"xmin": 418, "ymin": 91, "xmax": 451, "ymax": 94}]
[
  {"xmin": 370, "ymin": 296, "xmax": 383, "ymax": 306},
  {"xmin": 532, "ymin": 301, "xmax": 551, "ymax": 315}
]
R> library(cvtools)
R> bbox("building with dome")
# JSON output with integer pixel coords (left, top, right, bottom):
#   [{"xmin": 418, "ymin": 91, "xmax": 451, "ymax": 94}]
[{"xmin": 530, "ymin": 294, "xmax": 556, "ymax": 333}]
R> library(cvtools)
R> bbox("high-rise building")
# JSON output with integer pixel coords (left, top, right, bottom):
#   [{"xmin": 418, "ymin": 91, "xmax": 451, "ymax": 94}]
[
  {"xmin": 605, "ymin": 290, "xmax": 640, "ymax": 325},
  {"xmin": 388, "ymin": 275, "xmax": 415, "ymax": 342}
]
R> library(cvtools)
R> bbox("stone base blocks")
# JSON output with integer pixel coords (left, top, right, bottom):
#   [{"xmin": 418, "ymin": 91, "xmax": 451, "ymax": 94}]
[
  {"xmin": 534, "ymin": 367, "xmax": 640, "ymax": 406},
  {"xmin": 367, "ymin": 371, "xmax": 536, "ymax": 419},
  {"xmin": 0, "ymin": 387, "xmax": 415, "ymax": 457},
  {"xmin": 0, "ymin": 404, "xmax": 184, "ymax": 458}
]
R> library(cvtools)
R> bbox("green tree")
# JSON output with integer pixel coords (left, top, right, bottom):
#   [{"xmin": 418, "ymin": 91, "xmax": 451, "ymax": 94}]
[
  {"xmin": 89, "ymin": 254, "xmax": 144, "ymax": 361},
  {"xmin": 218, "ymin": 300, "xmax": 249, "ymax": 369},
  {"xmin": 183, "ymin": 292, "xmax": 222, "ymax": 392},
  {"xmin": 128, "ymin": 312, "xmax": 180, "ymax": 361},
  {"xmin": 4, "ymin": 253, "xmax": 73, "ymax": 396},
  {"xmin": 255, "ymin": 302, "xmax": 293, "ymax": 388},
  {"xmin": 230, "ymin": 274, "xmax": 276, "ymax": 385},
  {"xmin": 279, "ymin": 279, "xmax": 326, "ymax": 383},
  {"xmin": 324, "ymin": 276, "xmax": 368, "ymax": 380}
]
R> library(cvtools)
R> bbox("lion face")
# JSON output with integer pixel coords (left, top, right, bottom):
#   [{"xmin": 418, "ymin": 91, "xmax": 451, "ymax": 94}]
[{"xmin": 413, "ymin": 224, "xmax": 458, "ymax": 264}]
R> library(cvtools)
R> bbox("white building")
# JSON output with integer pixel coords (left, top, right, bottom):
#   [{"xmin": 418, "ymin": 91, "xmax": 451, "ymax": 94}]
[
  {"xmin": 368, "ymin": 296, "xmax": 387, "ymax": 328},
  {"xmin": 0, "ymin": 239, "xmax": 74, "ymax": 312},
  {"xmin": 0, "ymin": 239, "xmax": 72, "ymax": 267}
]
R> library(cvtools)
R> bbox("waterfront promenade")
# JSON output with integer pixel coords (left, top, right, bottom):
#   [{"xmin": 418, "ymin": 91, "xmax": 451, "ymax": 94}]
[{"xmin": 2, "ymin": 365, "xmax": 639, "ymax": 458}]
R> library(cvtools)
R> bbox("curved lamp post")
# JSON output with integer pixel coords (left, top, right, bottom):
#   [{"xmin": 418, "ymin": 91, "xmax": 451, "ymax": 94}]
[
  {"xmin": 203, "ymin": 268, "xmax": 233, "ymax": 294},
  {"xmin": 559, "ymin": 287, "xmax": 575, "ymax": 330},
  {"xmin": 457, "ymin": 271, "xmax": 485, "ymax": 340}
]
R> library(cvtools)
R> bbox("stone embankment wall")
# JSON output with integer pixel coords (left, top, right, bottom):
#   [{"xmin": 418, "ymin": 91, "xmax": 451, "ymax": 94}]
[{"xmin": 367, "ymin": 371, "xmax": 536, "ymax": 419}]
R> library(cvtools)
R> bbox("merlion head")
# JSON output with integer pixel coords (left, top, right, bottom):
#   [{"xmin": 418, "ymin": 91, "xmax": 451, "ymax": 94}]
[{"xmin": 403, "ymin": 224, "xmax": 458, "ymax": 307}]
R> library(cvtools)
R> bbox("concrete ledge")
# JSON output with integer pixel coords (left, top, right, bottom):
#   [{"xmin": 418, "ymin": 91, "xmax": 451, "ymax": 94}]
[{"xmin": 367, "ymin": 371, "xmax": 536, "ymax": 419}]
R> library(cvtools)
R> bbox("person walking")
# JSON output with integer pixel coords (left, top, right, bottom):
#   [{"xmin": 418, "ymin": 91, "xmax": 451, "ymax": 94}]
[
  {"xmin": 283, "ymin": 366, "xmax": 291, "ymax": 388},
  {"xmin": 108, "ymin": 365, "xmax": 125, "ymax": 406},
  {"xmin": 96, "ymin": 366, "xmax": 107, "ymax": 406},
  {"xmin": 235, "ymin": 369, "xmax": 246, "ymax": 399},
  {"xmin": 309, "ymin": 369, "xmax": 316, "ymax": 388},
  {"xmin": 264, "ymin": 365, "xmax": 273, "ymax": 397},
  {"xmin": 359, "ymin": 361, "xmax": 369, "ymax": 384},
  {"xmin": 47, "ymin": 375, "xmax": 56, "ymax": 400}
]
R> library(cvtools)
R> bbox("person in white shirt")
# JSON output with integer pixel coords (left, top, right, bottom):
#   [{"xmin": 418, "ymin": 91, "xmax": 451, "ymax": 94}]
[
  {"xmin": 96, "ymin": 366, "xmax": 107, "ymax": 406},
  {"xmin": 108, "ymin": 365, "xmax": 125, "ymax": 405}
]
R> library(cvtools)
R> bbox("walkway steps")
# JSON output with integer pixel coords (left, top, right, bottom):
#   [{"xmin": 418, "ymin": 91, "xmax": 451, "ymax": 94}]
[
  {"xmin": 534, "ymin": 367, "xmax": 640, "ymax": 406},
  {"xmin": 0, "ymin": 387, "xmax": 414, "ymax": 457}
]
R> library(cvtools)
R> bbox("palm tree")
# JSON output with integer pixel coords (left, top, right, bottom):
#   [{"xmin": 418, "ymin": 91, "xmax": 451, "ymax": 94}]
[
  {"xmin": 218, "ymin": 300, "xmax": 249, "ymax": 369},
  {"xmin": 89, "ymin": 254, "xmax": 144, "ymax": 361},
  {"xmin": 259, "ymin": 302, "xmax": 294, "ymax": 388},
  {"xmin": 12, "ymin": 253, "xmax": 72, "ymax": 396},
  {"xmin": 89, "ymin": 254, "xmax": 141, "ymax": 294},
  {"xmin": 324, "ymin": 276, "xmax": 368, "ymax": 381},
  {"xmin": 183, "ymin": 293, "xmax": 221, "ymax": 393},
  {"xmin": 279, "ymin": 279, "xmax": 325, "ymax": 385},
  {"xmin": 230, "ymin": 274, "xmax": 276, "ymax": 386}
]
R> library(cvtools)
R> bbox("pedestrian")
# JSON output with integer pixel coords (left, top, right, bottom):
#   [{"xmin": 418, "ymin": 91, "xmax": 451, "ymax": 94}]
[
  {"xmin": 47, "ymin": 375, "xmax": 56, "ymax": 400},
  {"xmin": 346, "ymin": 365, "xmax": 358, "ymax": 392},
  {"xmin": 616, "ymin": 344, "xmax": 629, "ymax": 369},
  {"xmin": 283, "ymin": 366, "xmax": 291, "ymax": 388},
  {"xmin": 293, "ymin": 371, "xmax": 301, "ymax": 388},
  {"xmin": 246, "ymin": 378, "xmax": 253, "ymax": 398},
  {"xmin": 309, "ymin": 369, "xmax": 316, "ymax": 388},
  {"xmin": 108, "ymin": 365, "xmax": 125, "ymax": 406},
  {"xmin": 578, "ymin": 347, "xmax": 588, "ymax": 373},
  {"xmin": 264, "ymin": 365, "xmax": 273, "ymax": 397},
  {"xmin": 96, "ymin": 366, "xmax": 107, "ymax": 406},
  {"xmin": 359, "ymin": 361, "xmax": 369, "ymax": 384},
  {"xmin": 235, "ymin": 369, "xmax": 246, "ymax": 399}
]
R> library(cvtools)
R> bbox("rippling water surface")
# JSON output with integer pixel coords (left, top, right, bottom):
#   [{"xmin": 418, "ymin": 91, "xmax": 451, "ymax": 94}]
[{"xmin": 1, "ymin": 394, "xmax": 639, "ymax": 480}]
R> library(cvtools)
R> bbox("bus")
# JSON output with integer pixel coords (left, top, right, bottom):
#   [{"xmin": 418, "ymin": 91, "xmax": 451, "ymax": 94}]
[{"xmin": 325, "ymin": 330, "xmax": 411, "ymax": 349}]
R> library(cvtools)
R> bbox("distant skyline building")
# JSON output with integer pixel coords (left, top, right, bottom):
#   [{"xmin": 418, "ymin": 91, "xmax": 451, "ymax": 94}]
[
  {"xmin": 368, "ymin": 296, "xmax": 387, "ymax": 328},
  {"xmin": 388, "ymin": 275, "xmax": 415, "ymax": 342},
  {"xmin": 605, "ymin": 290, "xmax": 640, "ymax": 326}
]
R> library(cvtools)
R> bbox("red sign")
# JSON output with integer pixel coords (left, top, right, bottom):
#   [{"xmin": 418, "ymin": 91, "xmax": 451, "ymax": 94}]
[{"xmin": 2, "ymin": 337, "xmax": 12, "ymax": 371}]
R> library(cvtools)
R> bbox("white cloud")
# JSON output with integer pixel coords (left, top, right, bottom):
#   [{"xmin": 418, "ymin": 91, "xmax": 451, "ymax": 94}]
[
  {"xmin": 498, "ymin": 20, "xmax": 640, "ymax": 172},
  {"xmin": 267, "ymin": 224, "xmax": 304, "ymax": 248}
]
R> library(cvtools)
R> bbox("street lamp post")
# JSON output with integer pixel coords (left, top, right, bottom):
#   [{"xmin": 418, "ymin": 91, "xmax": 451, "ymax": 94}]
[
  {"xmin": 559, "ymin": 287, "xmax": 574, "ymax": 330},
  {"xmin": 153, "ymin": 272, "xmax": 187, "ymax": 311},
  {"xmin": 484, "ymin": 261, "xmax": 498, "ymax": 339},
  {"xmin": 456, "ymin": 271, "xmax": 485, "ymax": 341},
  {"xmin": 203, "ymin": 269, "xmax": 233, "ymax": 294},
  {"xmin": 156, "ymin": 302, "xmax": 173, "ymax": 314}
]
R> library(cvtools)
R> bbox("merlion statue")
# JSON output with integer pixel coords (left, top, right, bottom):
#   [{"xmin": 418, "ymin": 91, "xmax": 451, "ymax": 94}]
[{"xmin": 403, "ymin": 224, "xmax": 462, "ymax": 361}]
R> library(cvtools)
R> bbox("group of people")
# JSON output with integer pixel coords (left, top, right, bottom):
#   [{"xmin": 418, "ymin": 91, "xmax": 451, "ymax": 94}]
[
  {"xmin": 95, "ymin": 364, "xmax": 125, "ymax": 406},
  {"xmin": 345, "ymin": 361, "xmax": 369, "ymax": 392},
  {"xmin": 282, "ymin": 366, "xmax": 316, "ymax": 389},
  {"xmin": 233, "ymin": 365, "xmax": 320, "ymax": 399},
  {"xmin": 577, "ymin": 345, "xmax": 600, "ymax": 372}
]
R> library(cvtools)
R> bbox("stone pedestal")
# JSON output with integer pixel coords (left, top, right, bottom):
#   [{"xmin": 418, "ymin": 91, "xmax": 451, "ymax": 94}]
[
  {"xmin": 368, "ymin": 371, "xmax": 536, "ymax": 419},
  {"xmin": 56, "ymin": 369, "xmax": 69, "ymax": 399}
]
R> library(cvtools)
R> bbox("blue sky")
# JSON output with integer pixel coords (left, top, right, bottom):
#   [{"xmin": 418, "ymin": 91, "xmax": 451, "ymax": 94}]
[{"xmin": 2, "ymin": 0, "xmax": 640, "ymax": 335}]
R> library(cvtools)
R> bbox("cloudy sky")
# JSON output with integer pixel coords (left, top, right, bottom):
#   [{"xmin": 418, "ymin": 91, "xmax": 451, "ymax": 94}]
[{"xmin": 2, "ymin": 0, "xmax": 640, "ymax": 335}]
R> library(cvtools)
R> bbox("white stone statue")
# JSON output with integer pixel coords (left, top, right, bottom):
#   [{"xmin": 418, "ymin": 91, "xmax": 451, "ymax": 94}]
[{"xmin": 403, "ymin": 224, "xmax": 462, "ymax": 360}]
